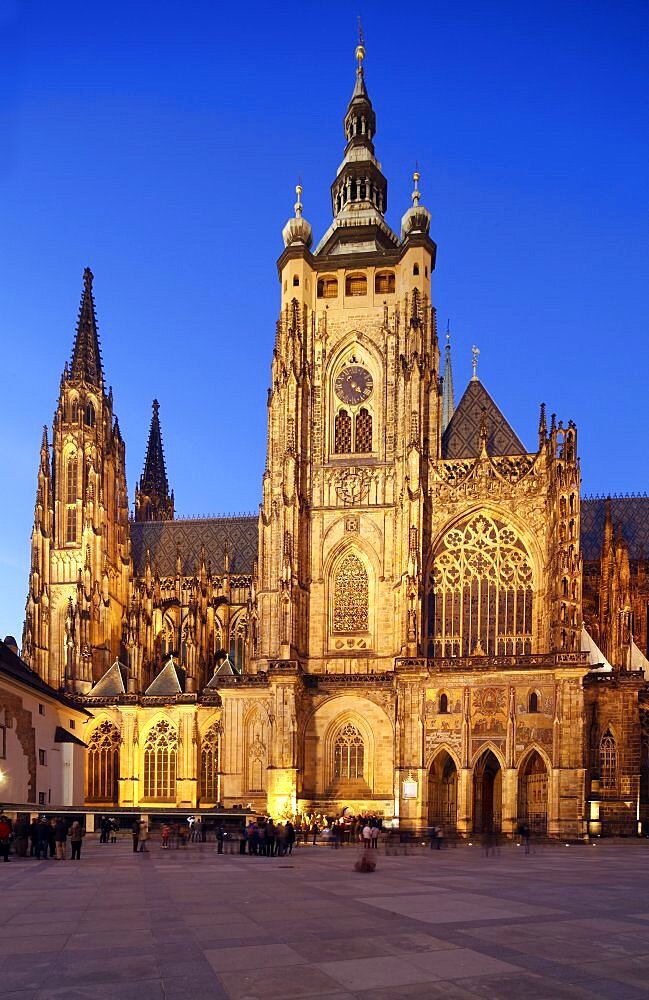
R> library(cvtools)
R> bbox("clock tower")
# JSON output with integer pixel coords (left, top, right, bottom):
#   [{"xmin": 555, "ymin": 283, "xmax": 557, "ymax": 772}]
[{"xmin": 253, "ymin": 40, "xmax": 439, "ymax": 678}]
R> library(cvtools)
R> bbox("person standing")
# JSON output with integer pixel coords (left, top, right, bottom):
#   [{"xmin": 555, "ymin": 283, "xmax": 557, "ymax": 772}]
[
  {"xmin": 216, "ymin": 824, "xmax": 225, "ymax": 854},
  {"xmin": 13, "ymin": 815, "xmax": 29, "ymax": 857},
  {"xmin": 0, "ymin": 812, "xmax": 13, "ymax": 862},
  {"xmin": 54, "ymin": 817, "xmax": 69, "ymax": 860},
  {"xmin": 29, "ymin": 817, "xmax": 39, "ymax": 856},
  {"xmin": 46, "ymin": 818, "xmax": 56, "ymax": 858},
  {"xmin": 69, "ymin": 821, "xmax": 85, "ymax": 860},
  {"xmin": 131, "ymin": 819, "xmax": 140, "ymax": 853},
  {"xmin": 286, "ymin": 820, "xmax": 295, "ymax": 855},
  {"xmin": 36, "ymin": 817, "xmax": 50, "ymax": 859}
]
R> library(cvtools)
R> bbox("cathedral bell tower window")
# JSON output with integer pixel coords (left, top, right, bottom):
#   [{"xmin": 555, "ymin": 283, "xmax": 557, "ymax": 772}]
[
  {"xmin": 334, "ymin": 410, "xmax": 353, "ymax": 453},
  {"xmin": 345, "ymin": 273, "xmax": 367, "ymax": 296},
  {"xmin": 355, "ymin": 408, "xmax": 372, "ymax": 453},
  {"xmin": 374, "ymin": 271, "xmax": 395, "ymax": 294},
  {"xmin": 317, "ymin": 276, "xmax": 338, "ymax": 298},
  {"xmin": 84, "ymin": 402, "xmax": 95, "ymax": 427}
]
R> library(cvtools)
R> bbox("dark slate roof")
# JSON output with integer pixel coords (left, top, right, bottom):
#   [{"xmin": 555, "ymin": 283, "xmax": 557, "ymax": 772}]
[
  {"xmin": 581, "ymin": 497, "xmax": 649, "ymax": 562},
  {"xmin": 88, "ymin": 660, "xmax": 128, "ymax": 697},
  {"xmin": 130, "ymin": 515, "xmax": 258, "ymax": 577},
  {"xmin": 0, "ymin": 641, "xmax": 91, "ymax": 715},
  {"xmin": 54, "ymin": 725, "xmax": 87, "ymax": 747},
  {"xmin": 442, "ymin": 380, "xmax": 526, "ymax": 459},
  {"xmin": 145, "ymin": 660, "xmax": 185, "ymax": 696}
]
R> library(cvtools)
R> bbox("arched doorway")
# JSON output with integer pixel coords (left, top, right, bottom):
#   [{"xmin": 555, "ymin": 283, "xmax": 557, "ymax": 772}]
[
  {"xmin": 518, "ymin": 751, "xmax": 548, "ymax": 834},
  {"xmin": 473, "ymin": 749, "xmax": 502, "ymax": 832},
  {"xmin": 428, "ymin": 751, "xmax": 458, "ymax": 831}
]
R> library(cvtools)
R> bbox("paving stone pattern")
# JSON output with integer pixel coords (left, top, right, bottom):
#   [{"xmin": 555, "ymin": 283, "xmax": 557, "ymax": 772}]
[{"xmin": 1, "ymin": 838, "xmax": 649, "ymax": 998}]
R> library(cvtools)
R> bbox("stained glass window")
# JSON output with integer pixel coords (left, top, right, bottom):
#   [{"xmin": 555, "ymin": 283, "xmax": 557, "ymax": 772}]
[{"xmin": 332, "ymin": 553, "xmax": 368, "ymax": 632}]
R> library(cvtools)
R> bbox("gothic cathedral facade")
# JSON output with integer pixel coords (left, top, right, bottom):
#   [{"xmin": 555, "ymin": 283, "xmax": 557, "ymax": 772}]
[{"xmin": 22, "ymin": 45, "xmax": 649, "ymax": 836}]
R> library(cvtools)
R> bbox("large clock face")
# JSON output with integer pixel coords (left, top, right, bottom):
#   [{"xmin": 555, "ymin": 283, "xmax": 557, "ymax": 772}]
[{"xmin": 335, "ymin": 365, "xmax": 374, "ymax": 405}]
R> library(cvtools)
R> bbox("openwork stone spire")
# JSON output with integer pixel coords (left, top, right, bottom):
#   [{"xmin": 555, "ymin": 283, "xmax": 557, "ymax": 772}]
[
  {"xmin": 135, "ymin": 399, "xmax": 174, "ymax": 522},
  {"xmin": 70, "ymin": 267, "xmax": 104, "ymax": 387},
  {"xmin": 441, "ymin": 322, "xmax": 455, "ymax": 433}
]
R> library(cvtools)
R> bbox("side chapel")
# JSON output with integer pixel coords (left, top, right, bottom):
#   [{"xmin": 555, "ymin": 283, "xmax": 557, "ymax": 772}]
[{"xmin": 21, "ymin": 43, "xmax": 649, "ymax": 836}]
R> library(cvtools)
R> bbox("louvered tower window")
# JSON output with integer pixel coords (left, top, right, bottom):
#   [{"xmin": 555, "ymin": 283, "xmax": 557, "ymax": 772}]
[
  {"xmin": 355, "ymin": 408, "xmax": 372, "ymax": 452},
  {"xmin": 334, "ymin": 409, "xmax": 352, "ymax": 453}
]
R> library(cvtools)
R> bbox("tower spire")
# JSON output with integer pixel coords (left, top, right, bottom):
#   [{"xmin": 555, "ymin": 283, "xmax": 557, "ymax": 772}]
[
  {"xmin": 70, "ymin": 267, "xmax": 104, "ymax": 387},
  {"xmin": 442, "ymin": 321, "xmax": 455, "ymax": 432},
  {"xmin": 135, "ymin": 399, "xmax": 174, "ymax": 522}
]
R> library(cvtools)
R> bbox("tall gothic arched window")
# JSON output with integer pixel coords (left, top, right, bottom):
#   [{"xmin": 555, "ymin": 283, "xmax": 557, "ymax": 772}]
[
  {"xmin": 229, "ymin": 615, "xmax": 247, "ymax": 672},
  {"xmin": 199, "ymin": 723, "xmax": 221, "ymax": 801},
  {"xmin": 427, "ymin": 514, "xmax": 534, "ymax": 657},
  {"xmin": 66, "ymin": 457, "xmax": 77, "ymax": 504},
  {"xmin": 599, "ymin": 730, "xmax": 617, "ymax": 790},
  {"xmin": 355, "ymin": 408, "xmax": 373, "ymax": 452},
  {"xmin": 86, "ymin": 719, "xmax": 120, "ymax": 803},
  {"xmin": 332, "ymin": 553, "xmax": 369, "ymax": 633},
  {"xmin": 334, "ymin": 409, "xmax": 352, "ymax": 453},
  {"xmin": 143, "ymin": 720, "xmax": 177, "ymax": 800},
  {"xmin": 333, "ymin": 723, "xmax": 365, "ymax": 780}
]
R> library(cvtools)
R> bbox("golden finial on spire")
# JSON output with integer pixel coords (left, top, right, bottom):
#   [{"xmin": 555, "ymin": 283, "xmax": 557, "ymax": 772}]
[
  {"xmin": 412, "ymin": 163, "xmax": 421, "ymax": 206},
  {"xmin": 294, "ymin": 180, "xmax": 303, "ymax": 219},
  {"xmin": 356, "ymin": 16, "xmax": 365, "ymax": 65}
]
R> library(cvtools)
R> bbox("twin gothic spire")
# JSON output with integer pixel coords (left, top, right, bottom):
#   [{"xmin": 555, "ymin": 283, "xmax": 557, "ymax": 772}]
[{"xmin": 70, "ymin": 267, "xmax": 104, "ymax": 387}]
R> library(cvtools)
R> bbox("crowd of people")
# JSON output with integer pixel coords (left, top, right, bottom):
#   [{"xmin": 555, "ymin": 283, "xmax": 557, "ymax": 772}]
[{"xmin": 0, "ymin": 811, "xmax": 86, "ymax": 861}]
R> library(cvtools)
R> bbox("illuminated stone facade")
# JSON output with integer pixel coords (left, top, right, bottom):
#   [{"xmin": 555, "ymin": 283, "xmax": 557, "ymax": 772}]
[{"xmin": 21, "ymin": 46, "xmax": 649, "ymax": 836}]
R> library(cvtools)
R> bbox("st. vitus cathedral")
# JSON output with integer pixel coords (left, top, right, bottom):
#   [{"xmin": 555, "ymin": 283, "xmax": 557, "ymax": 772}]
[{"xmin": 22, "ymin": 44, "xmax": 649, "ymax": 836}]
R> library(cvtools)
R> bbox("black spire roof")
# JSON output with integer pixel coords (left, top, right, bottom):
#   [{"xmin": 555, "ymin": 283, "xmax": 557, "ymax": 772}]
[
  {"xmin": 135, "ymin": 399, "xmax": 174, "ymax": 522},
  {"xmin": 70, "ymin": 268, "xmax": 104, "ymax": 387}
]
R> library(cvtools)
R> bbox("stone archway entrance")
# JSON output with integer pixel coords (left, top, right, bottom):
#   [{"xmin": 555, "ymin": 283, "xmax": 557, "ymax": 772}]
[
  {"xmin": 473, "ymin": 749, "xmax": 502, "ymax": 832},
  {"xmin": 428, "ymin": 751, "xmax": 458, "ymax": 831},
  {"xmin": 518, "ymin": 751, "xmax": 549, "ymax": 834}
]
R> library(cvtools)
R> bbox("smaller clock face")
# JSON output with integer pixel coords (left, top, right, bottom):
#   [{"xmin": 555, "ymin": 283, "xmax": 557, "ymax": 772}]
[{"xmin": 335, "ymin": 365, "xmax": 374, "ymax": 405}]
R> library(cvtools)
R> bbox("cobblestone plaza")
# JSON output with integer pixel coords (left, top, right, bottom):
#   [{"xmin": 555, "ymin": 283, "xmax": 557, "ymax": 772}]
[{"xmin": 2, "ymin": 838, "xmax": 649, "ymax": 999}]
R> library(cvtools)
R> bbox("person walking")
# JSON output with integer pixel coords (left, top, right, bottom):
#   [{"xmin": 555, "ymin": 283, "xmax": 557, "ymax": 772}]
[
  {"xmin": 216, "ymin": 824, "xmax": 225, "ymax": 854},
  {"xmin": 69, "ymin": 821, "xmax": 85, "ymax": 860},
  {"xmin": 138, "ymin": 821, "xmax": 149, "ymax": 852},
  {"xmin": 131, "ymin": 819, "xmax": 140, "ymax": 853},
  {"xmin": 0, "ymin": 812, "xmax": 13, "ymax": 862},
  {"xmin": 54, "ymin": 817, "xmax": 69, "ymax": 860},
  {"xmin": 161, "ymin": 824, "xmax": 170, "ymax": 850}
]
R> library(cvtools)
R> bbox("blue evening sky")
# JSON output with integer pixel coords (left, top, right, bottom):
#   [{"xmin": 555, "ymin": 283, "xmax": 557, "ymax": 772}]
[{"xmin": 1, "ymin": 1, "xmax": 648, "ymax": 641}]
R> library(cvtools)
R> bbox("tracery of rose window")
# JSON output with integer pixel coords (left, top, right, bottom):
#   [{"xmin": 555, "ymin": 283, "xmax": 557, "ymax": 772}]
[{"xmin": 427, "ymin": 513, "xmax": 534, "ymax": 657}]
